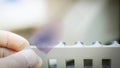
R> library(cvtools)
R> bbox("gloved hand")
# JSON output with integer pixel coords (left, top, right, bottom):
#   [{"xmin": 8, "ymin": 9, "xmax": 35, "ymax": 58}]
[{"xmin": 0, "ymin": 30, "xmax": 42, "ymax": 68}]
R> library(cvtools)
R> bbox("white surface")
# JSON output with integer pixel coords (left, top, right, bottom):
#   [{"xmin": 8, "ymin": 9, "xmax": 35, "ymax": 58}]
[
  {"xmin": 31, "ymin": 44, "xmax": 120, "ymax": 68},
  {"xmin": 62, "ymin": 0, "xmax": 119, "ymax": 44},
  {"xmin": 0, "ymin": 0, "xmax": 46, "ymax": 30}
]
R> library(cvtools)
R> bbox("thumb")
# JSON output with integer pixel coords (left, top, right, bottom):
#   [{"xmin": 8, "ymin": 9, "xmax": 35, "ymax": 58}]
[{"xmin": 0, "ymin": 49, "xmax": 42, "ymax": 68}]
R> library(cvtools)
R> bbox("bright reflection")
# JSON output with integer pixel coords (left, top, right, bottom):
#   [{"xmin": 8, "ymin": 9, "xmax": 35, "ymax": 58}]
[{"xmin": 0, "ymin": 0, "xmax": 46, "ymax": 30}]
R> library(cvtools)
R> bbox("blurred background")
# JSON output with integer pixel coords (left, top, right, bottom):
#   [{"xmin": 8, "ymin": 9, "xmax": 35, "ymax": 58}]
[{"xmin": 0, "ymin": 0, "xmax": 119, "ymax": 45}]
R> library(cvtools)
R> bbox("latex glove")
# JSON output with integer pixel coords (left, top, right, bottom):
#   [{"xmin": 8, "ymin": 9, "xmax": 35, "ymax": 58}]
[{"xmin": 0, "ymin": 30, "xmax": 42, "ymax": 68}]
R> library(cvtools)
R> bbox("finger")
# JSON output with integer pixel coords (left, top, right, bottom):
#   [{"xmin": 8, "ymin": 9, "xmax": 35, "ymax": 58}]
[
  {"xmin": 7, "ymin": 31, "xmax": 29, "ymax": 51},
  {"xmin": 0, "ymin": 47, "xmax": 15, "ymax": 58},
  {"xmin": 0, "ymin": 30, "xmax": 29, "ymax": 51},
  {"xmin": 0, "ymin": 49, "xmax": 42, "ymax": 68},
  {"xmin": 32, "ymin": 59, "xmax": 42, "ymax": 68},
  {"xmin": 0, "ymin": 30, "xmax": 8, "ymax": 48}
]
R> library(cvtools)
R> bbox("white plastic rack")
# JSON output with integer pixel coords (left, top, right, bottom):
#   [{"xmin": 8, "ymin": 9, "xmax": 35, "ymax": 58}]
[{"xmin": 31, "ymin": 41, "xmax": 120, "ymax": 68}]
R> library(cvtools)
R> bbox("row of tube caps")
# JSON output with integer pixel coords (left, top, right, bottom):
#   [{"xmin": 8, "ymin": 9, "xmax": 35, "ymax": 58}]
[{"xmin": 55, "ymin": 41, "xmax": 120, "ymax": 47}]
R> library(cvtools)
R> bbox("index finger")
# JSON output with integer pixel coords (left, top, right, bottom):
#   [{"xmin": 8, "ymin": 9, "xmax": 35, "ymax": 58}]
[{"xmin": 0, "ymin": 30, "xmax": 29, "ymax": 51}]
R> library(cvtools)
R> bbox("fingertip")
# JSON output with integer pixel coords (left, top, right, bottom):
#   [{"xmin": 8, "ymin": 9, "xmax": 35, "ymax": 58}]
[
  {"xmin": 3, "ymin": 49, "xmax": 41, "ymax": 68},
  {"xmin": 20, "ymin": 49, "xmax": 41, "ymax": 67},
  {"xmin": 32, "ymin": 59, "xmax": 42, "ymax": 68},
  {"xmin": 0, "ymin": 30, "xmax": 8, "ymax": 47},
  {"xmin": 0, "ymin": 30, "xmax": 29, "ymax": 51},
  {"xmin": 7, "ymin": 32, "xmax": 29, "ymax": 51}
]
